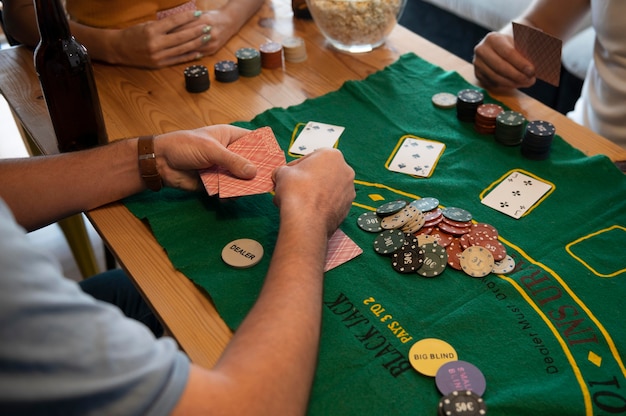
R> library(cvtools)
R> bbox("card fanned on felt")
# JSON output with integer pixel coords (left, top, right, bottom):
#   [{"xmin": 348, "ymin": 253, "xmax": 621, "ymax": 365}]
[
  {"xmin": 386, "ymin": 135, "xmax": 445, "ymax": 178},
  {"xmin": 199, "ymin": 126, "xmax": 286, "ymax": 198}
]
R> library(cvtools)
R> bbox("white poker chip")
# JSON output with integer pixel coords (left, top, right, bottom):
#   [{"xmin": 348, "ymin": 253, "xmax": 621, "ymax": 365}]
[
  {"xmin": 221, "ymin": 238, "xmax": 264, "ymax": 268},
  {"xmin": 432, "ymin": 92, "xmax": 457, "ymax": 109},
  {"xmin": 492, "ymin": 255, "xmax": 516, "ymax": 274}
]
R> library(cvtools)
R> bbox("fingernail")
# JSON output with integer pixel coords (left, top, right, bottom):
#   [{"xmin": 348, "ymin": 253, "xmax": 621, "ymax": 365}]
[
  {"xmin": 194, "ymin": 52, "xmax": 204, "ymax": 60},
  {"xmin": 243, "ymin": 163, "xmax": 256, "ymax": 177},
  {"xmin": 193, "ymin": 10, "xmax": 202, "ymax": 17},
  {"xmin": 523, "ymin": 66, "xmax": 534, "ymax": 77},
  {"xmin": 201, "ymin": 34, "xmax": 211, "ymax": 44},
  {"xmin": 203, "ymin": 25, "xmax": 212, "ymax": 34}
]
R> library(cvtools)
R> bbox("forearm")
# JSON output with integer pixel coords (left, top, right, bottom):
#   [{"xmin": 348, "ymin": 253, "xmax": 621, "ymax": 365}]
[
  {"xmin": 505, "ymin": 0, "xmax": 590, "ymax": 40},
  {"xmin": 69, "ymin": 22, "xmax": 123, "ymax": 65},
  {"xmin": 219, "ymin": 0, "xmax": 264, "ymax": 33},
  {"xmin": 0, "ymin": 138, "xmax": 143, "ymax": 231},
  {"xmin": 2, "ymin": 0, "xmax": 40, "ymax": 47}
]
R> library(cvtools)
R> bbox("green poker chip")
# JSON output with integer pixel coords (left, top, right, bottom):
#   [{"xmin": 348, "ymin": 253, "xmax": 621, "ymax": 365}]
[
  {"xmin": 357, "ymin": 211, "xmax": 383, "ymax": 233},
  {"xmin": 376, "ymin": 200, "xmax": 407, "ymax": 217},
  {"xmin": 410, "ymin": 197, "xmax": 439, "ymax": 212},
  {"xmin": 373, "ymin": 230, "xmax": 406, "ymax": 255},
  {"xmin": 417, "ymin": 242, "xmax": 448, "ymax": 277},
  {"xmin": 442, "ymin": 207, "xmax": 472, "ymax": 223}
]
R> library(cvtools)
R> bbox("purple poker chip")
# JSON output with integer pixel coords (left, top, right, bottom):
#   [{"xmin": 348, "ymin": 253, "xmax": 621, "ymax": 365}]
[{"xmin": 435, "ymin": 360, "xmax": 487, "ymax": 397}]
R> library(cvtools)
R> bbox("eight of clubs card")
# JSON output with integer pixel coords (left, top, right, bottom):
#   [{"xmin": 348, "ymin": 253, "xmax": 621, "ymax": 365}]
[{"xmin": 481, "ymin": 170, "xmax": 554, "ymax": 219}]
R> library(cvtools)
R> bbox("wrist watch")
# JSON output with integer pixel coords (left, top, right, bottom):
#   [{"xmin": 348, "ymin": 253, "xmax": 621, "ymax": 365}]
[{"xmin": 137, "ymin": 135, "xmax": 163, "ymax": 192}]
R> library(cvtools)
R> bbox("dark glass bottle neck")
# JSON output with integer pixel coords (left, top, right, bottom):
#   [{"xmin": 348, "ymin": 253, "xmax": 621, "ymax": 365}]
[{"xmin": 34, "ymin": 0, "xmax": 72, "ymax": 41}]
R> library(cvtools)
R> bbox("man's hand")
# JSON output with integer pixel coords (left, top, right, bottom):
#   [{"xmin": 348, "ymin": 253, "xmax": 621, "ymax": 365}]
[
  {"xmin": 154, "ymin": 125, "xmax": 257, "ymax": 191},
  {"xmin": 272, "ymin": 148, "xmax": 355, "ymax": 237}
]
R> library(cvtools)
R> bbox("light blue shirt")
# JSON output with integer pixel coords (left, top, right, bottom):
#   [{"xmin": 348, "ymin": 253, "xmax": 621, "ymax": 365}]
[{"xmin": 0, "ymin": 199, "xmax": 190, "ymax": 415}]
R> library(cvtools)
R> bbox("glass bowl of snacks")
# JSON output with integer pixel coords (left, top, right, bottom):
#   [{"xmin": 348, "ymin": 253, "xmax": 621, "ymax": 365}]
[{"xmin": 305, "ymin": 0, "xmax": 407, "ymax": 53}]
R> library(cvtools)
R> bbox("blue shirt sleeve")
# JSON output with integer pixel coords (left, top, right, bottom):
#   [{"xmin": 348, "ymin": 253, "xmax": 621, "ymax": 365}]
[{"xmin": 0, "ymin": 199, "xmax": 190, "ymax": 415}]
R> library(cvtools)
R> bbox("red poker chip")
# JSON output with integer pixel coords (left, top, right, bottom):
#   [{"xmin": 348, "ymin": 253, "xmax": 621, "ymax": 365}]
[
  {"xmin": 471, "ymin": 223, "xmax": 499, "ymax": 238},
  {"xmin": 473, "ymin": 238, "xmax": 507, "ymax": 261},
  {"xmin": 445, "ymin": 240, "xmax": 464, "ymax": 270},
  {"xmin": 431, "ymin": 229, "xmax": 454, "ymax": 247},
  {"xmin": 441, "ymin": 216, "xmax": 472, "ymax": 229},
  {"xmin": 438, "ymin": 221, "xmax": 471, "ymax": 236},
  {"xmin": 459, "ymin": 233, "xmax": 473, "ymax": 250}
]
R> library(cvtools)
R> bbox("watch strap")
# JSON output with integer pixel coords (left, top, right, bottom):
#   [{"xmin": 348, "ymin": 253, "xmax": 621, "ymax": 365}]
[{"xmin": 137, "ymin": 135, "xmax": 163, "ymax": 192}]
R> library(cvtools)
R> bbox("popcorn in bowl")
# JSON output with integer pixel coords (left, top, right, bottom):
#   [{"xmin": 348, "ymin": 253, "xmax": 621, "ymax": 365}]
[{"xmin": 306, "ymin": 0, "xmax": 406, "ymax": 53}]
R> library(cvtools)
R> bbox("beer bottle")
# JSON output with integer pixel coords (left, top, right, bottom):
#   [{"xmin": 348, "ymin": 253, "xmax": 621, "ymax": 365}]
[
  {"xmin": 33, "ymin": 0, "xmax": 108, "ymax": 153},
  {"xmin": 292, "ymin": 0, "xmax": 312, "ymax": 19}
]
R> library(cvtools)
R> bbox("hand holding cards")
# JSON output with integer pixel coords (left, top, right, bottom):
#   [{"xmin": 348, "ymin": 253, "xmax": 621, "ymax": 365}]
[{"xmin": 512, "ymin": 22, "xmax": 563, "ymax": 87}]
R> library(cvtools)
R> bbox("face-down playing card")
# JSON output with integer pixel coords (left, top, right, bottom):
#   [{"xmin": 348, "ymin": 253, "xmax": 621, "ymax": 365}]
[{"xmin": 199, "ymin": 126, "xmax": 287, "ymax": 198}]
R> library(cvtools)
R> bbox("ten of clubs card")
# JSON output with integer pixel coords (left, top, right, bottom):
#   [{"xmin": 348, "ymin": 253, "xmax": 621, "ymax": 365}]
[{"xmin": 481, "ymin": 170, "xmax": 554, "ymax": 219}]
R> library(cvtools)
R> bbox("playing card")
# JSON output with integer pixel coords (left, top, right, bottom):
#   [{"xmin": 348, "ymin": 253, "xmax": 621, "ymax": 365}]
[
  {"xmin": 481, "ymin": 170, "xmax": 553, "ymax": 219},
  {"xmin": 512, "ymin": 22, "xmax": 562, "ymax": 87},
  {"xmin": 288, "ymin": 121, "xmax": 344, "ymax": 156},
  {"xmin": 386, "ymin": 135, "xmax": 445, "ymax": 178},
  {"xmin": 324, "ymin": 229, "xmax": 363, "ymax": 272},
  {"xmin": 199, "ymin": 126, "xmax": 286, "ymax": 199}
]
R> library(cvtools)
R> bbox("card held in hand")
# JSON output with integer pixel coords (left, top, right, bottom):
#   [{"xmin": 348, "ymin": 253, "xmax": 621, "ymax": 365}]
[
  {"xmin": 481, "ymin": 170, "xmax": 554, "ymax": 219},
  {"xmin": 199, "ymin": 126, "xmax": 286, "ymax": 199},
  {"xmin": 512, "ymin": 22, "xmax": 563, "ymax": 87}
]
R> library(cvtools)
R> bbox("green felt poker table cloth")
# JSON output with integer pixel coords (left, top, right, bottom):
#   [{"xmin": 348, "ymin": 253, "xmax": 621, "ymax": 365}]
[{"xmin": 124, "ymin": 53, "xmax": 626, "ymax": 415}]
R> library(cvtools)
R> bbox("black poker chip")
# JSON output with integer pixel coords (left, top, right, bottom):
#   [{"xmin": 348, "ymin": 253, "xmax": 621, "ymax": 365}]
[
  {"xmin": 373, "ymin": 230, "xmax": 405, "ymax": 255},
  {"xmin": 456, "ymin": 89, "xmax": 484, "ymax": 123},
  {"xmin": 438, "ymin": 390, "xmax": 487, "ymax": 416},
  {"xmin": 521, "ymin": 120, "xmax": 555, "ymax": 160},
  {"xmin": 183, "ymin": 64, "xmax": 210, "ymax": 93},
  {"xmin": 391, "ymin": 244, "xmax": 424, "ymax": 273},
  {"xmin": 357, "ymin": 211, "xmax": 383, "ymax": 233}
]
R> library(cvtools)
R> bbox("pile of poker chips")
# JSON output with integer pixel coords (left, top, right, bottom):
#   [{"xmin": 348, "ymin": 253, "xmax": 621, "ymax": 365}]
[
  {"xmin": 494, "ymin": 110, "xmax": 527, "ymax": 146},
  {"xmin": 456, "ymin": 89, "xmax": 484, "ymax": 122},
  {"xmin": 282, "ymin": 36, "xmax": 307, "ymax": 63},
  {"xmin": 235, "ymin": 47, "xmax": 262, "ymax": 77},
  {"xmin": 214, "ymin": 60, "xmax": 239, "ymax": 83},
  {"xmin": 474, "ymin": 103, "xmax": 504, "ymax": 135},
  {"xmin": 357, "ymin": 198, "xmax": 516, "ymax": 279},
  {"xmin": 183, "ymin": 64, "xmax": 210, "ymax": 93},
  {"xmin": 521, "ymin": 120, "xmax": 556, "ymax": 160},
  {"xmin": 259, "ymin": 41, "xmax": 284, "ymax": 69}
]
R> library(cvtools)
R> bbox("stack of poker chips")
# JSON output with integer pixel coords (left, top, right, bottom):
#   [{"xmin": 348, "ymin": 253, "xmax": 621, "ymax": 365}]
[
  {"xmin": 494, "ymin": 110, "xmax": 527, "ymax": 146},
  {"xmin": 259, "ymin": 41, "xmax": 284, "ymax": 69},
  {"xmin": 235, "ymin": 48, "xmax": 262, "ymax": 77},
  {"xmin": 456, "ymin": 89, "xmax": 484, "ymax": 122},
  {"xmin": 474, "ymin": 103, "xmax": 503, "ymax": 134},
  {"xmin": 214, "ymin": 60, "xmax": 239, "ymax": 83},
  {"xmin": 282, "ymin": 37, "xmax": 307, "ymax": 63},
  {"xmin": 183, "ymin": 64, "xmax": 210, "ymax": 93},
  {"xmin": 521, "ymin": 120, "xmax": 556, "ymax": 160}
]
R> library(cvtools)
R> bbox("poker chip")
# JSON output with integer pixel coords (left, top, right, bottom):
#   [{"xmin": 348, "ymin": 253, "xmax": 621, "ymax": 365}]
[
  {"xmin": 417, "ymin": 242, "xmax": 448, "ymax": 277},
  {"xmin": 221, "ymin": 238, "xmax": 263, "ymax": 268},
  {"xmin": 436, "ymin": 360, "xmax": 487, "ymax": 396},
  {"xmin": 474, "ymin": 239, "xmax": 507, "ymax": 262},
  {"xmin": 456, "ymin": 89, "xmax": 484, "ymax": 122},
  {"xmin": 357, "ymin": 211, "xmax": 382, "ymax": 233},
  {"xmin": 442, "ymin": 207, "xmax": 472, "ymax": 223},
  {"xmin": 521, "ymin": 120, "xmax": 556, "ymax": 160},
  {"xmin": 235, "ymin": 47, "xmax": 262, "ymax": 77},
  {"xmin": 460, "ymin": 246, "xmax": 494, "ymax": 278},
  {"xmin": 391, "ymin": 244, "xmax": 425, "ymax": 273},
  {"xmin": 438, "ymin": 390, "xmax": 487, "ymax": 416},
  {"xmin": 410, "ymin": 197, "xmax": 440, "ymax": 212},
  {"xmin": 430, "ymin": 229, "xmax": 454, "ymax": 247},
  {"xmin": 432, "ymin": 92, "xmax": 457, "ymax": 109},
  {"xmin": 259, "ymin": 41, "xmax": 283, "ymax": 69},
  {"xmin": 401, "ymin": 210, "xmax": 426, "ymax": 233},
  {"xmin": 214, "ymin": 60, "xmax": 239, "ymax": 83},
  {"xmin": 445, "ymin": 240, "xmax": 464, "ymax": 270},
  {"xmin": 495, "ymin": 110, "xmax": 526, "ymax": 146},
  {"xmin": 373, "ymin": 230, "xmax": 405, "ymax": 255},
  {"xmin": 470, "ymin": 223, "xmax": 499, "ymax": 239},
  {"xmin": 416, "ymin": 233, "xmax": 438, "ymax": 247},
  {"xmin": 381, "ymin": 206, "xmax": 420, "ymax": 230},
  {"xmin": 183, "ymin": 64, "xmax": 210, "ymax": 93},
  {"xmin": 438, "ymin": 221, "xmax": 471, "ymax": 237},
  {"xmin": 376, "ymin": 200, "xmax": 408, "ymax": 217},
  {"xmin": 492, "ymin": 255, "xmax": 516, "ymax": 274}
]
